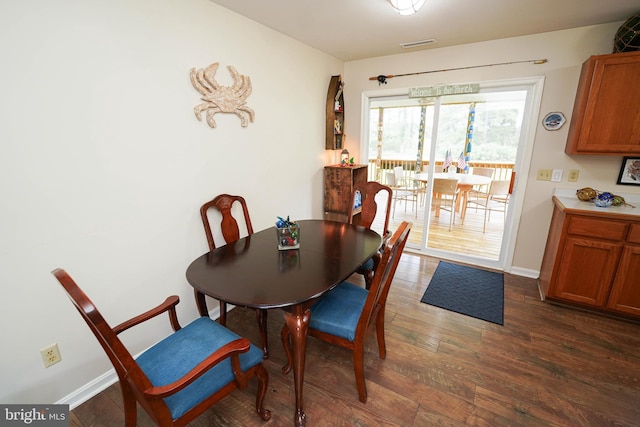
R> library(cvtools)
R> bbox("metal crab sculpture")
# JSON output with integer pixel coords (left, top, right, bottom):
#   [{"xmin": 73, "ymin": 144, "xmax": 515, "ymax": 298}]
[{"xmin": 190, "ymin": 62, "xmax": 255, "ymax": 128}]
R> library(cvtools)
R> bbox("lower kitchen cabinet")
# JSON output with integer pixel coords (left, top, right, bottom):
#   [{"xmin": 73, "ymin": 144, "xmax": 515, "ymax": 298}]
[
  {"xmin": 607, "ymin": 243, "xmax": 640, "ymax": 316},
  {"xmin": 539, "ymin": 197, "xmax": 640, "ymax": 320}
]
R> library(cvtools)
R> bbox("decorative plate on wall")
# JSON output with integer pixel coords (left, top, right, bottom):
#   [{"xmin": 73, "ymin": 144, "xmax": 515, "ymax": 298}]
[{"xmin": 542, "ymin": 112, "xmax": 566, "ymax": 131}]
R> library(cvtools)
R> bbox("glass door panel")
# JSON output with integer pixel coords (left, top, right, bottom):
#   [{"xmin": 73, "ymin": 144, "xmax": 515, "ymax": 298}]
[{"xmin": 367, "ymin": 87, "xmax": 528, "ymax": 264}]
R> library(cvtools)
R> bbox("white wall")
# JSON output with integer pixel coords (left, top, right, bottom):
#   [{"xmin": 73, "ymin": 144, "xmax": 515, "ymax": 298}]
[
  {"xmin": 343, "ymin": 23, "xmax": 640, "ymax": 273},
  {"xmin": 0, "ymin": 0, "xmax": 341, "ymax": 405}
]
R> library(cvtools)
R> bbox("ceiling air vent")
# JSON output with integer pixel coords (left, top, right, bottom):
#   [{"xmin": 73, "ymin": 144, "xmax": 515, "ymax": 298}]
[{"xmin": 400, "ymin": 38, "xmax": 437, "ymax": 49}]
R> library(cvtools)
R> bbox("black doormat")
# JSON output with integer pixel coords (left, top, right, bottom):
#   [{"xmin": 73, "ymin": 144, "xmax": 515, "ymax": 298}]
[{"xmin": 420, "ymin": 261, "xmax": 504, "ymax": 325}]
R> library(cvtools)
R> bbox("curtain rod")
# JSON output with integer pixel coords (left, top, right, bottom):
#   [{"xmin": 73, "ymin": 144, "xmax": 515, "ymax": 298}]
[{"xmin": 369, "ymin": 59, "xmax": 548, "ymax": 85}]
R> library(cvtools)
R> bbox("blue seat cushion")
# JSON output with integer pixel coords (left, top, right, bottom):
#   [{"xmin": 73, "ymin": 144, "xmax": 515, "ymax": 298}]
[
  {"xmin": 358, "ymin": 257, "xmax": 375, "ymax": 272},
  {"xmin": 310, "ymin": 281, "xmax": 368, "ymax": 342},
  {"xmin": 136, "ymin": 317, "xmax": 263, "ymax": 420}
]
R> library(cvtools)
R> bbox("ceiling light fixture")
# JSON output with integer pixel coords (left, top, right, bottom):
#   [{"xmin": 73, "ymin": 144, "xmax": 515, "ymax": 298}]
[{"xmin": 388, "ymin": 0, "xmax": 426, "ymax": 16}]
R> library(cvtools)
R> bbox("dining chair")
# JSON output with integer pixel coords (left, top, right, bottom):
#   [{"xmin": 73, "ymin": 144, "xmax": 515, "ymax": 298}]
[
  {"xmin": 349, "ymin": 181, "xmax": 392, "ymax": 290},
  {"xmin": 199, "ymin": 194, "xmax": 269, "ymax": 358},
  {"xmin": 471, "ymin": 167, "xmax": 494, "ymax": 178},
  {"xmin": 52, "ymin": 268, "xmax": 271, "ymax": 426},
  {"xmin": 386, "ymin": 171, "xmax": 418, "ymax": 218},
  {"xmin": 463, "ymin": 179, "xmax": 511, "ymax": 232},
  {"xmin": 469, "ymin": 167, "xmax": 495, "ymax": 200},
  {"xmin": 280, "ymin": 221, "xmax": 412, "ymax": 403},
  {"xmin": 431, "ymin": 178, "xmax": 460, "ymax": 231}
]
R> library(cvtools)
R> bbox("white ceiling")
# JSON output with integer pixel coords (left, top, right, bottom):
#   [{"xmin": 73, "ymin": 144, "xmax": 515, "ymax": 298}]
[{"xmin": 208, "ymin": 0, "xmax": 639, "ymax": 61}]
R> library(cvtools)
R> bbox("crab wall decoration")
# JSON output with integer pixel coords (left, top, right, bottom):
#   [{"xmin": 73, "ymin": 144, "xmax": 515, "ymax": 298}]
[{"xmin": 190, "ymin": 62, "xmax": 255, "ymax": 128}]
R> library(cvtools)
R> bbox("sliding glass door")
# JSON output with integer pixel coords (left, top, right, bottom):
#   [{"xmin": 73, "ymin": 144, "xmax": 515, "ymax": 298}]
[{"xmin": 364, "ymin": 78, "xmax": 542, "ymax": 269}]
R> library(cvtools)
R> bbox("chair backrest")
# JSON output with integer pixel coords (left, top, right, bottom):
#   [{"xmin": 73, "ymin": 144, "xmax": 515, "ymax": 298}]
[
  {"xmin": 395, "ymin": 166, "xmax": 413, "ymax": 186},
  {"xmin": 488, "ymin": 180, "xmax": 511, "ymax": 197},
  {"xmin": 432, "ymin": 178, "xmax": 459, "ymax": 195},
  {"xmin": 51, "ymin": 269, "xmax": 166, "ymax": 419},
  {"xmin": 385, "ymin": 172, "xmax": 397, "ymax": 187},
  {"xmin": 349, "ymin": 181, "xmax": 392, "ymax": 239},
  {"xmin": 355, "ymin": 221, "xmax": 412, "ymax": 337},
  {"xmin": 393, "ymin": 166, "xmax": 405, "ymax": 181},
  {"xmin": 200, "ymin": 194, "xmax": 254, "ymax": 251},
  {"xmin": 472, "ymin": 167, "xmax": 494, "ymax": 178}
]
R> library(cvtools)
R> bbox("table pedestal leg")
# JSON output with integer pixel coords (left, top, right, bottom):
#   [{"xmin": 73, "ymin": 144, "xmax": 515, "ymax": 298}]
[{"xmin": 283, "ymin": 307, "xmax": 311, "ymax": 427}]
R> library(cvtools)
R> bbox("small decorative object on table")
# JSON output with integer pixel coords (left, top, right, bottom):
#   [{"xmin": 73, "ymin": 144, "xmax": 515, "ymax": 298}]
[
  {"xmin": 276, "ymin": 216, "xmax": 300, "ymax": 250},
  {"xmin": 340, "ymin": 149, "xmax": 350, "ymax": 166}
]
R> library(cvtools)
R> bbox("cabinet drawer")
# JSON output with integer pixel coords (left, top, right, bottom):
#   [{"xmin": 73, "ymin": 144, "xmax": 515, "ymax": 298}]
[
  {"xmin": 628, "ymin": 224, "xmax": 640, "ymax": 244},
  {"xmin": 567, "ymin": 216, "xmax": 627, "ymax": 241}
]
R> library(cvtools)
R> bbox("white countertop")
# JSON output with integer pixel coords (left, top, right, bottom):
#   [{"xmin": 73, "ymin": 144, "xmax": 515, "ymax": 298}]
[{"xmin": 553, "ymin": 188, "xmax": 640, "ymax": 218}]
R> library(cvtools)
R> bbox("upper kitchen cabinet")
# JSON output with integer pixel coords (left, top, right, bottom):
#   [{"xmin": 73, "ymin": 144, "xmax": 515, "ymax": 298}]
[
  {"xmin": 565, "ymin": 50, "xmax": 640, "ymax": 155},
  {"xmin": 326, "ymin": 75, "xmax": 344, "ymax": 150}
]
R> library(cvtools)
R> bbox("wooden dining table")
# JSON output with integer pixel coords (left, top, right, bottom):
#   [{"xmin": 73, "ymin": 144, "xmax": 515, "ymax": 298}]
[
  {"xmin": 185, "ymin": 219, "xmax": 382, "ymax": 426},
  {"xmin": 414, "ymin": 172, "xmax": 492, "ymax": 219}
]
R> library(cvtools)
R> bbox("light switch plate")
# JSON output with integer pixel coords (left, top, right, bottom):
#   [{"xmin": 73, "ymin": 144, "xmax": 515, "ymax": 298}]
[
  {"xmin": 551, "ymin": 169, "xmax": 563, "ymax": 182},
  {"xmin": 568, "ymin": 169, "xmax": 579, "ymax": 182},
  {"xmin": 536, "ymin": 169, "xmax": 552, "ymax": 181}
]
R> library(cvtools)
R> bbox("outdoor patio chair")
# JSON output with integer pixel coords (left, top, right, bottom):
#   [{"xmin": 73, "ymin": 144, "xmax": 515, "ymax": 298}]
[
  {"xmin": 464, "ymin": 179, "xmax": 511, "ymax": 232},
  {"xmin": 431, "ymin": 178, "xmax": 460, "ymax": 231}
]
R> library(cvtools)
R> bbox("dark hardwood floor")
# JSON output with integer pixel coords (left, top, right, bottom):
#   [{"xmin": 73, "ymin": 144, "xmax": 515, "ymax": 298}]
[{"xmin": 70, "ymin": 253, "xmax": 640, "ymax": 426}]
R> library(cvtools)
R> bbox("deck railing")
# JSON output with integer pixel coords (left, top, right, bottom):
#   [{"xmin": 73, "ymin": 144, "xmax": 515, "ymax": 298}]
[{"xmin": 368, "ymin": 159, "xmax": 514, "ymax": 184}]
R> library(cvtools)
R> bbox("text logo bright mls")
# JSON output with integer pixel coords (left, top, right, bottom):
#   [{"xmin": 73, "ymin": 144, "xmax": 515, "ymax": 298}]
[{"xmin": 1, "ymin": 405, "xmax": 68, "ymax": 426}]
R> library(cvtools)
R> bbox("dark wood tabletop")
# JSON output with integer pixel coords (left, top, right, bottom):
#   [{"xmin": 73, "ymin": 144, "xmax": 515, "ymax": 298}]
[
  {"xmin": 186, "ymin": 219, "xmax": 382, "ymax": 309},
  {"xmin": 185, "ymin": 219, "xmax": 382, "ymax": 426}
]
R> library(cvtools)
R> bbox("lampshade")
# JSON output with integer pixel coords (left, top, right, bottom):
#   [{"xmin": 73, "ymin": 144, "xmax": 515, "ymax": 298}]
[{"xmin": 388, "ymin": 0, "xmax": 426, "ymax": 16}]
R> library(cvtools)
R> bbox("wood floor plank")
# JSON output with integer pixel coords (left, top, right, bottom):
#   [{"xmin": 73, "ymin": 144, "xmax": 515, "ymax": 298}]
[{"xmin": 70, "ymin": 252, "xmax": 640, "ymax": 426}]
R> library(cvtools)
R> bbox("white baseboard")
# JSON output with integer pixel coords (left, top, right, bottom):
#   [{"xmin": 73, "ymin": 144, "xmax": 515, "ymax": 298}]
[
  {"xmin": 59, "ymin": 369, "xmax": 118, "ymax": 410},
  {"xmin": 506, "ymin": 266, "xmax": 539, "ymax": 278}
]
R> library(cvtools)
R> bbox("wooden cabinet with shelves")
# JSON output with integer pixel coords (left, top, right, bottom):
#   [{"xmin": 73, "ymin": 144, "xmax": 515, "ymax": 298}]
[
  {"xmin": 539, "ymin": 199, "xmax": 640, "ymax": 319},
  {"xmin": 323, "ymin": 165, "xmax": 367, "ymax": 222},
  {"xmin": 565, "ymin": 50, "xmax": 640, "ymax": 155},
  {"xmin": 326, "ymin": 75, "xmax": 345, "ymax": 150}
]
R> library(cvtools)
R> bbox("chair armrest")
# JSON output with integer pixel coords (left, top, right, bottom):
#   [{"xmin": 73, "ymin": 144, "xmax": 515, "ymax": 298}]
[
  {"xmin": 144, "ymin": 337, "xmax": 251, "ymax": 398},
  {"xmin": 113, "ymin": 296, "xmax": 181, "ymax": 335}
]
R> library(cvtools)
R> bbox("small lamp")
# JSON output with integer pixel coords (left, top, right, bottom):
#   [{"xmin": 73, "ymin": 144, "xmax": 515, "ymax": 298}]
[
  {"xmin": 388, "ymin": 0, "xmax": 426, "ymax": 16},
  {"xmin": 340, "ymin": 149, "xmax": 350, "ymax": 166}
]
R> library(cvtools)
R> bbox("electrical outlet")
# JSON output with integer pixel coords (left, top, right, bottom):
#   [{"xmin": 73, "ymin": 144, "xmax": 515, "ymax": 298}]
[
  {"xmin": 551, "ymin": 169, "xmax": 563, "ymax": 182},
  {"xmin": 536, "ymin": 169, "xmax": 552, "ymax": 181},
  {"xmin": 40, "ymin": 343, "xmax": 61, "ymax": 368},
  {"xmin": 568, "ymin": 169, "xmax": 580, "ymax": 182}
]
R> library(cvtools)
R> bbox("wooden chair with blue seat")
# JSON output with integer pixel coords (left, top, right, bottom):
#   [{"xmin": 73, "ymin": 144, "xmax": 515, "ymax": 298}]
[
  {"xmin": 52, "ymin": 268, "xmax": 270, "ymax": 426},
  {"xmin": 348, "ymin": 181, "xmax": 392, "ymax": 290},
  {"xmin": 280, "ymin": 221, "xmax": 412, "ymax": 403},
  {"xmin": 199, "ymin": 194, "xmax": 270, "ymax": 358}
]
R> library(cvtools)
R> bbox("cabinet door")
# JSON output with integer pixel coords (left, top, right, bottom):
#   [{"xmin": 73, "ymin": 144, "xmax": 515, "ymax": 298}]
[
  {"xmin": 552, "ymin": 237, "xmax": 621, "ymax": 306},
  {"xmin": 565, "ymin": 51, "xmax": 640, "ymax": 154},
  {"xmin": 324, "ymin": 168, "xmax": 350, "ymax": 213},
  {"xmin": 607, "ymin": 245, "xmax": 640, "ymax": 316}
]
